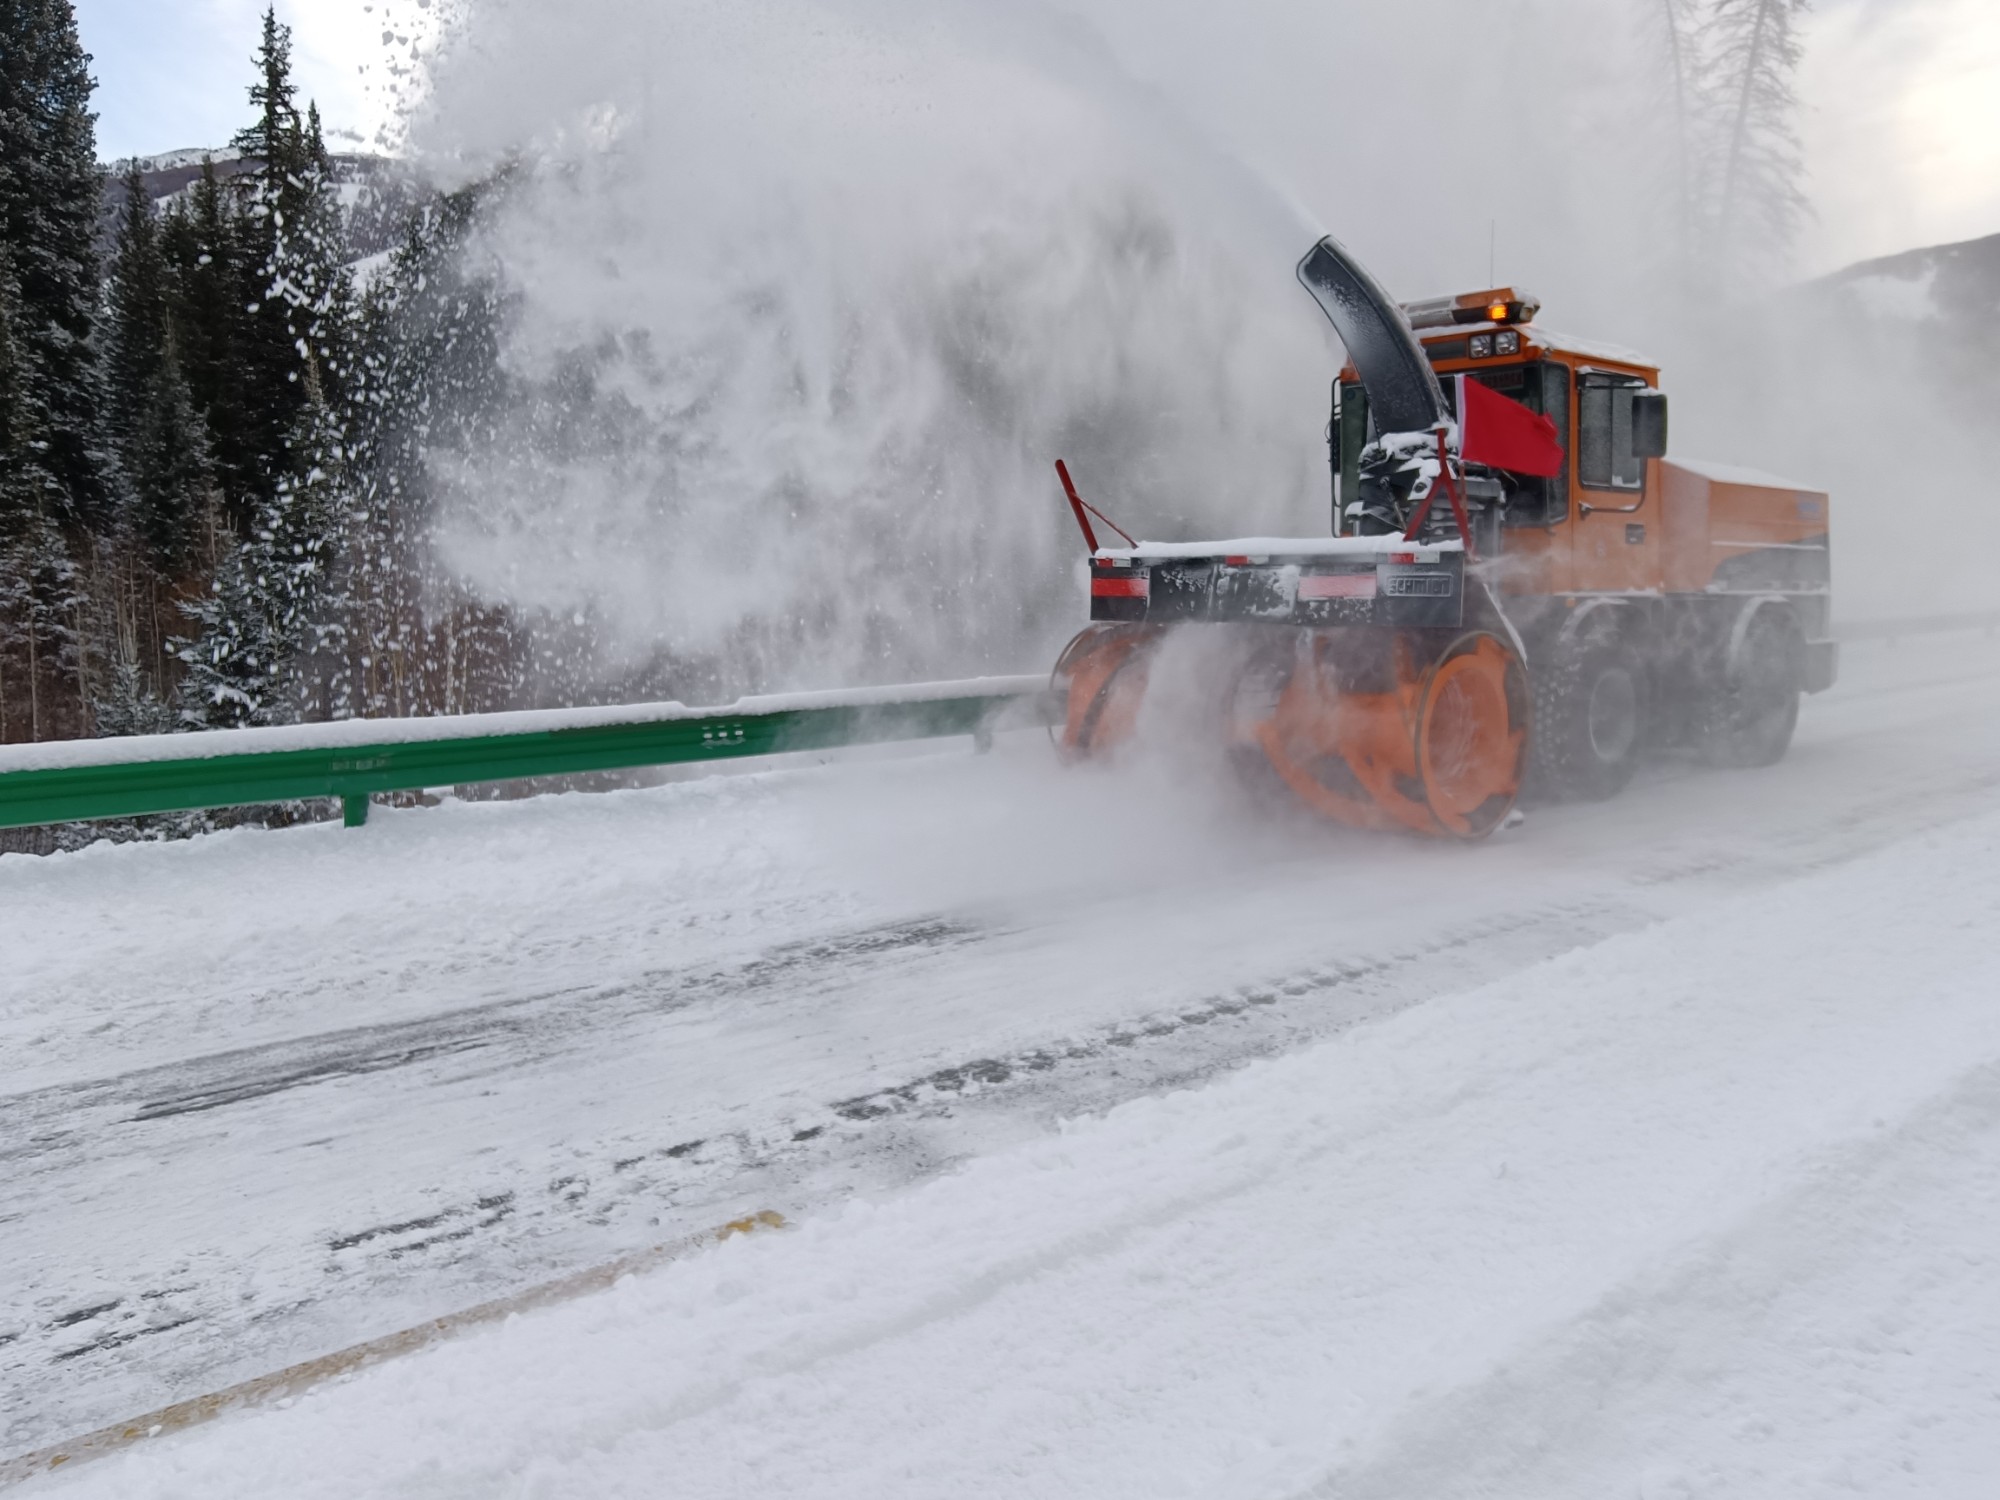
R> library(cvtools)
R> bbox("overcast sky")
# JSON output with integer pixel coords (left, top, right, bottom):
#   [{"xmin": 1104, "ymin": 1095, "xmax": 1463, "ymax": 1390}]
[{"xmin": 72, "ymin": 0, "xmax": 2000, "ymax": 276}]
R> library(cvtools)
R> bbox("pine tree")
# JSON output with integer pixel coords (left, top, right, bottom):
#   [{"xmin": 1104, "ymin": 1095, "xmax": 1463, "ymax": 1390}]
[
  {"xmin": 107, "ymin": 168, "xmax": 212, "ymax": 568},
  {"xmin": 0, "ymin": 244, "xmax": 28, "ymax": 517},
  {"xmin": 253, "ymin": 350, "xmax": 343, "ymax": 710},
  {"xmin": 163, "ymin": 159, "xmax": 256, "ymax": 522},
  {"xmin": 172, "ymin": 7, "xmax": 358, "ymax": 728},
  {"xmin": 230, "ymin": 5, "xmax": 302, "ymax": 171},
  {"xmin": 92, "ymin": 650, "xmax": 174, "ymax": 735},
  {"xmin": 230, "ymin": 7, "xmax": 314, "ymax": 500},
  {"xmin": 282, "ymin": 104, "xmax": 355, "ymax": 409},
  {"xmin": 0, "ymin": 244, "xmax": 38, "ymax": 738},
  {"xmin": 1652, "ymin": 0, "xmax": 1699, "ymax": 259},
  {"xmin": 0, "ymin": 0, "xmax": 109, "ymax": 529},
  {"xmin": 128, "ymin": 330, "xmax": 211, "ymax": 568},
  {"xmin": 175, "ymin": 536, "xmax": 285, "ymax": 727},
  {"xmin": 0, "ymin": 231, "xmax": 89, "ymax": 748},
  {"xmin": 1699, "ymin": 0, "xmax": 1811, "ymax": 271},
  {"xmin": 106, "ymin": 168, "xmax": 164, "ymax": 446},
  {"xmin": 0, "ymin": 504, "xmax": 84, "ymax": 740}
]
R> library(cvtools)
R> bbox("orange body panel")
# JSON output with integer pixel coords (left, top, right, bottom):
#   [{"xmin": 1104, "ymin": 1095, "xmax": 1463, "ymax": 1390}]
[
  {"xmin": 1660, "ymin": 461, "xmax": 1831, "ymax": 594},
  {"xmin": 1572, "ymin": 488, "xmax": 1663, "ymax": 593},
  {"xmin": 1488, "ymin": 523, "xmax": 1568, "ymax": 597}
]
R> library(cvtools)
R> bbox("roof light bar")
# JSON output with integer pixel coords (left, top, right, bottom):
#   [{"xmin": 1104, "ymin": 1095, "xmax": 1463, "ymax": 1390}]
[{"xmin": 1401, "ymin": 286, "xmax": 1542, "ymax": 330}]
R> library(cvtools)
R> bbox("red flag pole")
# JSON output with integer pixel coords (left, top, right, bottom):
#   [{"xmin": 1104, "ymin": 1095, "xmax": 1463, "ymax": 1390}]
[
  {"xmin": 1056, "ymin": 460, "xmax": 1136, "ymax": 553},
  {"xmin": 1056, "ymin": 459, "xmax": 1099, "ymax": 553},
  {"xmin": 1436, "ymin": 429, "xmax": 1478, "ymax": 562},
  {"xmin": 1400, "ymin": 427, "xmax": 1478, "ymax": 561}
]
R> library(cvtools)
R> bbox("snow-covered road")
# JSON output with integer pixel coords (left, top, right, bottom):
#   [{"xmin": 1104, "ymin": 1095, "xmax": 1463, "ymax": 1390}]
[{"xmin": 7, "ymin": 632, "xmax": 2000, "ymax": 1485}]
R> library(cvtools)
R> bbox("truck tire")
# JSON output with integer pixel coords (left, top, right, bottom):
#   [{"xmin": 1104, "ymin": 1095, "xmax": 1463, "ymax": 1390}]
[
  {"xmin": 1531, "ymin": 637, "xmax": 1647, "ymax": 801},
  {"xmin": 1706, "ymin": 605, "xmax": 1802, "ymax": 768}
]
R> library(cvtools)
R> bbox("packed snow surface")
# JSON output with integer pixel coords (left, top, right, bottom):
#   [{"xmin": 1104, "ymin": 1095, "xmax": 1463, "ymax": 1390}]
[
  {"xmin": 33, "ymin": 770, "xmax": 2000, "ymax": 1497},
  {"xmin": 8, "ymin": 634, "xmax": 2000, "ymax": 1494}
]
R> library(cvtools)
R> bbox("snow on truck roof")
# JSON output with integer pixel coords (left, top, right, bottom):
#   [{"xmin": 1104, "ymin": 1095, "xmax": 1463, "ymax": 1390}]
[
  {"xmin": 1418, "ymin": 323, "xmax": 1658, "ymax": 368},
  {"xmin": 1667, "ymin": 457, "xmax": 1827, "ymax": 494},
  {"xmin": 1097, "ymin": 537, "xmax": 1462, "ymax": 562}
]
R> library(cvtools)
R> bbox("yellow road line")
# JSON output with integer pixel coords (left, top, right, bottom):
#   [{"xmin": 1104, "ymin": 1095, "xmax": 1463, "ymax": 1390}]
[{"xmin": 0, "ymin": 1209, "xmax": 787, "ymax": 1489}]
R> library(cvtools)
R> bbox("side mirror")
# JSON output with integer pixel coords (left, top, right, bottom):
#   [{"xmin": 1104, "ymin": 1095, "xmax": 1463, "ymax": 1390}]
[{"xmin": 1632, "ymin": 390, "xmax": 1669, "ymax": 459}]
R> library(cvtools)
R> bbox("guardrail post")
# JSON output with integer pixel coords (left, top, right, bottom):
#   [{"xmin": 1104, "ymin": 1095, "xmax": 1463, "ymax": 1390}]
[{"xmin": 342, "ymin": 794, "xmax": 369, "ymax": 828}]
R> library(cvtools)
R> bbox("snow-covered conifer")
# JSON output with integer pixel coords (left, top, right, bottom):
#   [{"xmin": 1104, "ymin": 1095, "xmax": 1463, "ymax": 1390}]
[
  {"xmin": 174, "ymin": 534, "xmax": 286, "ymax": 728},
  {"xmin": 0, "ymin": 0, "xmax": 109, "ymax": 528},
  {"xmin": 108, "ymin": 169, "xmax": 213, "ymax": 570}
]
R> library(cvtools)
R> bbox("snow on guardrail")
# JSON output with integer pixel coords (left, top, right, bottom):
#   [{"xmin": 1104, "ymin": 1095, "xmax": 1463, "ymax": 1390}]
[{"xmin": 0, "ymin": 675, "xmax": 1047, "ymax": 776}]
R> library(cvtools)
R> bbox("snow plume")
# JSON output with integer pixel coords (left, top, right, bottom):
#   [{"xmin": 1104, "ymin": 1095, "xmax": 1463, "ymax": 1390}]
[{"xmin": 402, "ymin": 0, "xmax": 1329, "ymax": 695}]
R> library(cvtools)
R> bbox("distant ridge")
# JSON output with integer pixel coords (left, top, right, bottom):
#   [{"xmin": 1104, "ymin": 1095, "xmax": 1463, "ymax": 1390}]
[
  {"xmin": 1809, "ymin": 229, "xmax": 2000, "ymax": 324},
  {"xmin": 93, "ymin": 149, "xmax": 412, "ymax": 258}
]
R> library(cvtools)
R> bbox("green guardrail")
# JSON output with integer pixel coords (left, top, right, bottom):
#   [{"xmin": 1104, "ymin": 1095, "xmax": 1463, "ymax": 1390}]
[{"xmin": 0, "ymin": 676, "xmax": 1050, "ymax": 833}]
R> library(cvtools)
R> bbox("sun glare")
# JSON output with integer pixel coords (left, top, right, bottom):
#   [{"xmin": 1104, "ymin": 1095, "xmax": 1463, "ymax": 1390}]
[{"xmin": 1800, "ymin": 0, "xmax": 2000, "ymax": 271}]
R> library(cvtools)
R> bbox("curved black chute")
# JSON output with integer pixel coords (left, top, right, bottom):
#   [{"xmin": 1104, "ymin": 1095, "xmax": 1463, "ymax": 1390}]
[{"xmin": 1297, "ymin": 235, "xmax": 1446, "ymax": 436}]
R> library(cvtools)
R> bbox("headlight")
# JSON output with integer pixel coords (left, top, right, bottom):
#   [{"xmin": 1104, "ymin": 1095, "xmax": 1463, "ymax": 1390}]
[
  {"xmin": 1468, "ymin": 334, "xmax": 1494, "ymax": 358},
  {"xmin": 1495, "ymin": 330, "xmax": 1520, "ymax": 355}
]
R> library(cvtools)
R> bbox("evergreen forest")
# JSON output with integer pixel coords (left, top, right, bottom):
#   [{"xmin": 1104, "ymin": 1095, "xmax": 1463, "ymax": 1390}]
[{"xmin": 1, "ymin": 1, "xmax": 532, "ymax": 771}]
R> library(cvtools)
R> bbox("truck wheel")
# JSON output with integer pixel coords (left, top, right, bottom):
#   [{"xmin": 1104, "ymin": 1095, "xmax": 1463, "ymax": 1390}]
[
  {"xmin": 1531, "ymin": 638, "xmax": 1646, "ymax": 801},
  {"xmin": 1706, "ymin": 607, "xmax": 1802, "ymax": 768}
]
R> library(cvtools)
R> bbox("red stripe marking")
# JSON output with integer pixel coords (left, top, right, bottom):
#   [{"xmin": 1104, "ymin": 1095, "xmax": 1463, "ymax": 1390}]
[{"xmin": 1091, "ymin": 577, "xmax": 1149, "ymax": 598}]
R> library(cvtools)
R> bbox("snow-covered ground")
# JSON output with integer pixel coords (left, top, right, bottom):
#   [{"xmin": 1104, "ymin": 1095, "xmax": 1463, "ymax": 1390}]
[{"xmin": 8, "ymin": 631, "xmax": 2000, "ymax": 1490}]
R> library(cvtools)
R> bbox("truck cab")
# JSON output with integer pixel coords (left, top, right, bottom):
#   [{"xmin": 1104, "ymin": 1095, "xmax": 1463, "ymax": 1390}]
[{"xmin": 1334, "ymin": 287, "xmax": 1668, "ymax": 598}]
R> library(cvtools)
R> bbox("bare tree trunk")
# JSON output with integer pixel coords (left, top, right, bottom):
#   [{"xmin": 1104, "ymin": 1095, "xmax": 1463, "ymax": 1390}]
[
  {"xmin": 26, "ymin": 603, "xmax": 40, "ymax": 742},
  {"xmin": 1660, "ymin": 0, "xmax": 1694, "ymax": 255},
  {"xmin": 70, "ymin": 589, "xmax": 91, "ymax": 736}
]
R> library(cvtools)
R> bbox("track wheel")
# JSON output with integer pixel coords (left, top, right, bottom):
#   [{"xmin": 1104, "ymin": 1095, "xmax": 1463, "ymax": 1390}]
[
  {"xmin": 1531, "ymin": 636, "xmax": 1647, "ymax": 801},
  {"xmin": 1051, "ymin": 624, "xmax": 1162, "ymax": 760},
  {"xmin": 1417, "ymin": 633, "xmax": 1530, "ymax": 838},
  {"xmin": 1705, "ymin": 605, "xmax": 1802, "ymax": 768}
]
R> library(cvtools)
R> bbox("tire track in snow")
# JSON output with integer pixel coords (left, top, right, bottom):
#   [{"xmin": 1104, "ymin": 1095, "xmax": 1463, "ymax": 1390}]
[
  {"xmin": 0, "ymin": 916, "xmax": 984, "ymax": 1137},
  {"xmin": 1, "ymin": 893, "xmax": 1639, "ymax": 1453}
]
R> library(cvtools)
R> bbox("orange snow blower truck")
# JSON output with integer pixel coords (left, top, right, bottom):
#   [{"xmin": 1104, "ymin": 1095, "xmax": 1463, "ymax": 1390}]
[{"xmin": 1053, "ymin": 235, "xmax": 1835, "ymax": 838}]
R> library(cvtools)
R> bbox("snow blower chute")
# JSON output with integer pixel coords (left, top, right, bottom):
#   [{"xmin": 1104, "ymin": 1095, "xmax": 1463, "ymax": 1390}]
[{"xmin": 1051, "ymin": 235, "xmax": 1837, "ymax": 838}]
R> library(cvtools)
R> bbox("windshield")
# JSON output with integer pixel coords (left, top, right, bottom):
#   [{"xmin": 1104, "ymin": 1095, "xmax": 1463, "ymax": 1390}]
[{"xmin": 1436, "ymin": 362, "xmax": 1571, "ymax": 526}]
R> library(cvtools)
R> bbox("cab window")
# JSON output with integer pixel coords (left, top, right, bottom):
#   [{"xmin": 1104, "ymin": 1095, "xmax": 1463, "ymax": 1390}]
[{"xmin": 1579, "ymin": 374, "xmax": 1647, "ymax": 491}]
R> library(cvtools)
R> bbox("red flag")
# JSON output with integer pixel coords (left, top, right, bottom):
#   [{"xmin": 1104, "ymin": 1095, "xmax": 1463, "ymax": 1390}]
[{"xmin": 1457, "ymin": 374, "xmax": 1564, "ymax": 478}]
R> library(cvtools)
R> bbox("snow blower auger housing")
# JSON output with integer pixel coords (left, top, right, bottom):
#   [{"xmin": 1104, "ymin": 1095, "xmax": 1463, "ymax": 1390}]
[{"xmin": 1052, "ymin": 235, "xmax": 1835, "ymax": 839}]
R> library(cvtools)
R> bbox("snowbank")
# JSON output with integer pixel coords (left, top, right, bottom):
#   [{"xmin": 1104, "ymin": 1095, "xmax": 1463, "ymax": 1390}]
[{"xmin": 36, "ymin": 799, "xmax": 2000, "ymax": 1497}]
